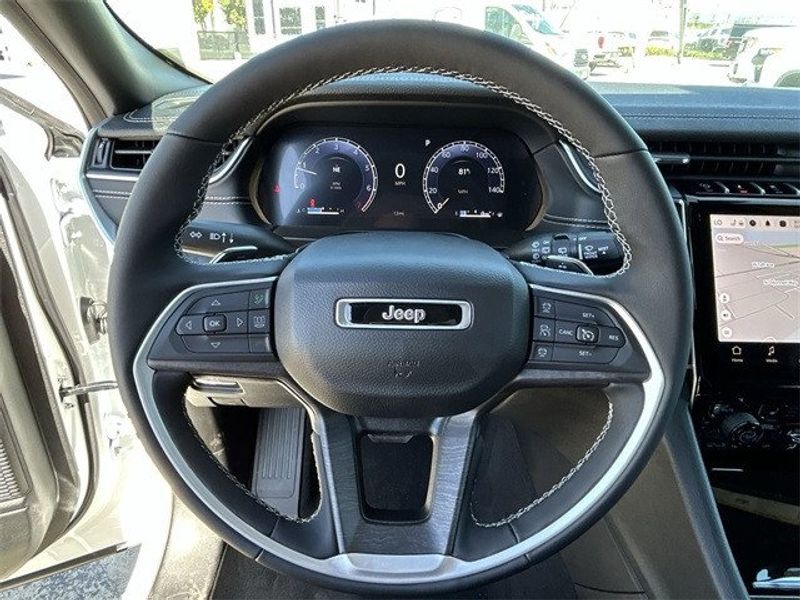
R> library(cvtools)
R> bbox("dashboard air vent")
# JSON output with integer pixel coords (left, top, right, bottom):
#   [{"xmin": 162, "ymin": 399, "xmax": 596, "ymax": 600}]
[
  {"xmin": 647, "ymin": 140, "xmax": 800, "ymax": 197},
  {"xmin": 95, "ymin": 136, "xmax": 245, "ymax": 175},
  {"xmin": 109, "ymin": 139, "xmax": 158, "ymax": 171}
]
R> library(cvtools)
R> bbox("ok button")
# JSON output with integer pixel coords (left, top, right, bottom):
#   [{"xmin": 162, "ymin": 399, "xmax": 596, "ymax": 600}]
[{"xmin": 203, "ymin": 315, "xmax": 227, "ymax": 333}]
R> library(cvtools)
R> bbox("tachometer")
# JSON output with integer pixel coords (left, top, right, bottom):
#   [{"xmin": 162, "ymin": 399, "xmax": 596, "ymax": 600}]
[
  {"xmin": 422, "ymin": 140, "xmax": 505, "ymax": 219},
  {"xmin": 293, "ymin": 137, "xmax": 378, "ymax": 217}
]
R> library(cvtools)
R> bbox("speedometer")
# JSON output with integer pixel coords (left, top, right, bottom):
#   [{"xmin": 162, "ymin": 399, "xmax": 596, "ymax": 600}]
[
  {"xmin": 293, "ymin": 137, "xmax": 378, "ymax": 217},
  {"xmin": 422, "ymin": 140, "xmax": 505, "ymax": 219}
]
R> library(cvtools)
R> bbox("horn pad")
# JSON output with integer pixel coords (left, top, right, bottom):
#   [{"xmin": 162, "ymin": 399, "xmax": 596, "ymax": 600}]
[{"xmin": 274, "ymin": 232, "xmax": 530, "ymax": 417}]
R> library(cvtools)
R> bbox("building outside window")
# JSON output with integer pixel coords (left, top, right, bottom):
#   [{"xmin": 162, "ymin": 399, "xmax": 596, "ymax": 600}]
[
  {"xmin": 279, "ymin": 7, "xmax": 302, "ymax": 36},
  {"xmin": 315, "ymin": 6, "xmax": 326, "ymax": 30},
  {"xmin": 252, "ymin": 0, "xmax": 266, "ymax": 35}
]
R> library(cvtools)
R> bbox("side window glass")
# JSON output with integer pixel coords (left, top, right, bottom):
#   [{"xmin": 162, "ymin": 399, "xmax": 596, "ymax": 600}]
[
  {"xmin": 484, "ymin": 7, "xmax": 503, "ymax": 35},
  {"xmin": 484, "ymin": 7, "xmax": 530, "ymax": 44},
  {"xmin": 0, "ymin": 17, "xmax": 84, "ymax": 131},
  {"xmin": 0, "ymin": 17, "xmax": 111, "ymax": 350}
]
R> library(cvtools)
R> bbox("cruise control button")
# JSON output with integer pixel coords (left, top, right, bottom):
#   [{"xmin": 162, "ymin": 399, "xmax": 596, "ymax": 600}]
[
  {"xmin": 553, "ymin": 344, "xmax": 618, "ymax": 364},
  {"xmin": 203, "ymin": 315, "xmax": 226, "ymax": 333},
  {"xmin": 248, "ymin": 335, "xmax": 272, "ymax": 354},
  {"xmin": 576, "ymin": 325, "xmax": 599, "ymax": 344},
  {"xmin": 555, "ymin": 301, "xmax": 613, "ymax": 326},
  {"xmin": 248, "ymin": 310, "xmax": 270, "ymax": 333},
  {"xmin": 189, "ymin": 291, "xmax": 249, "ymax": 314},
  {"xmin": 533, "ymin": 318, "xmax": 555, "ymax": 341},
  {"xmin": 183, "ymin": 335, "xmax": 250, "ymax": 354},
  {"xmin": 225, "ymin": 311, "xmax": 248, "ymax": 334},
  {"xmin": 534, "ymin": 297, "xmax": 556, "ymax": 317},
  {"xmin": 248, "ymin": 289, "xmax": 270, "ymax": 310},
  {"xmin": 555, "ymin": 321, "xmax": 577, "ymax": 343},
  {"xmin": 598, "ymin": 326, "xmax": 625, "ymax": 347},
  {"xmin": 530, "ymin": 343, "xmax": 553, "ymax": 361},
  {"xmin": 176, "ymin": 315, "xmax": 203, "ymax": 335}
]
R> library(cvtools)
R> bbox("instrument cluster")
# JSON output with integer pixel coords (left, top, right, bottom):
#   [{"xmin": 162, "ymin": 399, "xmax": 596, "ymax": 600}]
[{"xmin": 255, "ymin": 125, "xmax": 540, "ymax": 236}]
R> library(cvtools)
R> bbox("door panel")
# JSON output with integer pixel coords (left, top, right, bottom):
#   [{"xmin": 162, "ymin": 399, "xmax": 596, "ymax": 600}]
[{"xmin": 0, "ymin": 316, "xmax": 59, "ymax": 579}]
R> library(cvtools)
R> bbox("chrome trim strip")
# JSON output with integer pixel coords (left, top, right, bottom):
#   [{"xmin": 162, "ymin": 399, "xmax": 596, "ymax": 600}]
[
  {"xmin": 334, "ymin": 298, "xmax": 473, "ymax": 330},
  {"xmin": 85, "ymin": 171, "xmax": 138, "ymax": 183},
  {"xmin": 132, "ymin": 278, "xmax": 664, "ymax": 585},
  {"xmin": 651, "ymin": 152, "xmax": 691, "ymax": 166},
  {"xmin": 543, "ymin": 255, "xmax": 593, "ymax": 274},
  {"xmin": 559, "ymin": 141, "xmax": 601, "ymax": 194},
  {"xmin": 209, "ymin": 245, "xmax": 259, "ymax": 264},
  {"xmin": 675, "ymin": 197, "xmax": 699, "ymax": 406},
  {"xmin": 209, "ymin": 136, "xmax": 253, "ymax": 185}
]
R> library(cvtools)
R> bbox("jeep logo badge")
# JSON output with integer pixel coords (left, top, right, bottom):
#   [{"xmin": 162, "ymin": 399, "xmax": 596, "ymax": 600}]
[
  {"xmin": 335, "ymin": 299, "xmax": 472, "ymax": 330},
  {"xmin": 381, "ymin": 305, "xmax": 427, "ymax": 324}
]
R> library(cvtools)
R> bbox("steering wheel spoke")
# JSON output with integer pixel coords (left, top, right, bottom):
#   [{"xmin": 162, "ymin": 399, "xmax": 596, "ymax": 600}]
[{"xmin": 299, "ymin": 405, "xmax": 485, "ymax": 581}]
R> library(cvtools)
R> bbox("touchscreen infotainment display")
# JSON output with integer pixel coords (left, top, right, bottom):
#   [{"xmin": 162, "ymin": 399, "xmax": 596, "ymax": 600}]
[{"xmin": 710, "ymin": 213, "xmax": 800, "ymax": 343}]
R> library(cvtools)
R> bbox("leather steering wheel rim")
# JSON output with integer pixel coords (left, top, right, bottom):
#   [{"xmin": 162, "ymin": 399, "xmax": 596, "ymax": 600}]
[{"xmin": 108, "ymin": 20, "xmax": 692, "ymax": 594}]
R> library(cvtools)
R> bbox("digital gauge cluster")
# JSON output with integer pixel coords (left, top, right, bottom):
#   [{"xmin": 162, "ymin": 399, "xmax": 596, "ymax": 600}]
[{"xmin": 257, "ymin": 126, "xmax": 539, "ymax": 235}]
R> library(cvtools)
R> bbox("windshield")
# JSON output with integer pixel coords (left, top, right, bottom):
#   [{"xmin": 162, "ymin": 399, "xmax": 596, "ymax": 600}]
[
  {"xmin": 108, "ymin": 0, "xmax": 800, "ymax": 88},
  {"xmin": 513, "ymin": 4, "xmax": 560, "ymax": 35}
]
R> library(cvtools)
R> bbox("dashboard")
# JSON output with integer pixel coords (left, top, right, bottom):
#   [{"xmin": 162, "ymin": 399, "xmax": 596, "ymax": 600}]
[
  {"xmin": 82, "ymin": 78, "xmax": 800, "ymax": 596},
  {"xmin": 256, "ymin": 125, "xmax": 539, "ymax": 235}
]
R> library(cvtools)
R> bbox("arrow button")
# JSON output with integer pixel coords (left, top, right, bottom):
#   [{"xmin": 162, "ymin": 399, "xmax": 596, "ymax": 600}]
[
  {"xmin": 188, "ymin": 292, "xmax": 250, "ymax": 314},
  {"xmin": 222, "ymin": 311, "xmax": 248, "ymax": 333},
  {"xmin": 183, "ymin": 335, "xmax": 249, "ymax": 354},
  {"xmin": 176, "ymin": 315, "xmax": 203, "ymax": 335}
]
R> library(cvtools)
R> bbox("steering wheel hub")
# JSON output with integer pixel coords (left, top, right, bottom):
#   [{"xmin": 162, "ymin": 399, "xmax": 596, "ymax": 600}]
[{"xmin": 274, "ymin": 232, "xmax": 530, "ymax": 416}]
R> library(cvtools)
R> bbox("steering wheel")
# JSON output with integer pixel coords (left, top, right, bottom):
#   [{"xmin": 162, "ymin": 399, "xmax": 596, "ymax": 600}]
[{"xmin": 108, "ymin": 21, "xmax": 691, "ymax": 594}]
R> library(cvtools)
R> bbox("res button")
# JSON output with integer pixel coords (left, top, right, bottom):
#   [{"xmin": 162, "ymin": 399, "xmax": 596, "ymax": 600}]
[{"xmin": 598, "ymin": 326, "xmax": 625, "ymax": 347}]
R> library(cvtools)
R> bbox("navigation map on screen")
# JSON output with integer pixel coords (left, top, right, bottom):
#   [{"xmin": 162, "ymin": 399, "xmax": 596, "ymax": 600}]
[{"xmin": 710, "ymin": 214, "xmax": 800, "ymax": 344}]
